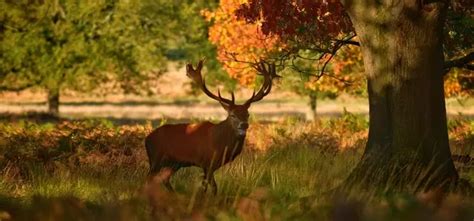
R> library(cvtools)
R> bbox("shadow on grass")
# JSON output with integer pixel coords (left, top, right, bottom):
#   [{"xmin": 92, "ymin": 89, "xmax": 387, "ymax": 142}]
[
  {"xmin": 0, "ymin": 98, "xmax": 301, "ymax": 107},
  {"xmin": 0, "ymin": 194, "xmax": 151, "ymax": 221},
  {"xmin": 0, "ymin": 111, "xmax": 307, "ymax": 126},
  {"xmin": 0, "ymin": 99, "xmax": 200, "ymax": 107}
]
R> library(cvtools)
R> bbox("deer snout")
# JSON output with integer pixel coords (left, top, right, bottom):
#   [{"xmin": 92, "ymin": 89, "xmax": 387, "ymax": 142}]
[{"xmin": 238, "ymin": 122, "xmax": 249, "ymax": 130}]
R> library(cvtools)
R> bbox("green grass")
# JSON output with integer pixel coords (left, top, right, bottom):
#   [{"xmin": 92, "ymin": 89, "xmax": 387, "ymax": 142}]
[
  {"xmin": 2, "ymin": 148, "xmax": 472, "ymax": 220},
  {"xmin": 0, "ymin": 116, "xmax": 473, "ymax": 220},
  {"xmin": 0, "ymin": 148, "xmax": 360, "ymax": 220}
]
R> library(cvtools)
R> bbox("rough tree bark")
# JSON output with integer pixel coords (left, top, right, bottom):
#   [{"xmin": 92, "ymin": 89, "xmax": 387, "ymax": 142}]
[
  {"xmin": 341, "ymin": 1, "xmax": 459, "ymax": 191},
  {"xmin": 47, "ymin": 88, "xmax": 60, "ymax": 116}
]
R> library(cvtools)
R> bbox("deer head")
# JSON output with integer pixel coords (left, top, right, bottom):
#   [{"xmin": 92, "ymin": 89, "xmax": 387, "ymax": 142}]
[{"xmin": 186, "ymin": 60, "xmax": 279, "ymax": 137}]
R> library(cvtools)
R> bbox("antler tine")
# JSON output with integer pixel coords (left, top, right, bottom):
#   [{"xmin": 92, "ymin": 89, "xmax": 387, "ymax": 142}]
[
  {"xmin": 267, "ymin": 62, "xmax": 281, "ymax": 79},
  {"xmin": 186, "ymin": 60, "xmax": 234, "ymax": 106},
  {"xmin": 217, "ymin": 89, "xmax": 236, "ymax": 106},
  {"xmin": 197, "ymin": 59, "xmax": 204, "ymax": 72},
  {"xmin": 255, "ymin": 61, "xmax": 267, "ymax": 76},
  {"xmin": 244, "ymin": 61, "xmax": 278, "ymax": 106}
]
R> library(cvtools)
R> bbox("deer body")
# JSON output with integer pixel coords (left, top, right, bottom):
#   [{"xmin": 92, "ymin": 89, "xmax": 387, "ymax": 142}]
[
  {"xmin": 145, "ymin": 60, "xmax": 278, "ymax": 194},
  {"xmin": 145, "ymin": 120, "xmax": 245, "ymax": 173}
]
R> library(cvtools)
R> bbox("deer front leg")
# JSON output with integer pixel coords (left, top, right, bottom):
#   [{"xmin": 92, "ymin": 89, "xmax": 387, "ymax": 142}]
[
  {"xmin": 209, "ymin": 173, "xmax": 217, "ymax": 195},
  {"xmin": 202, "ymin": 169, "xmax": 217, "ymax": 195}
]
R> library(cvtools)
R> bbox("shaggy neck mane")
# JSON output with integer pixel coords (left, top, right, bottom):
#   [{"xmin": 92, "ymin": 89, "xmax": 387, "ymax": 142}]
[{"xmin": 213, "ymin": 117, "xmax": 245, "ymax": 158}]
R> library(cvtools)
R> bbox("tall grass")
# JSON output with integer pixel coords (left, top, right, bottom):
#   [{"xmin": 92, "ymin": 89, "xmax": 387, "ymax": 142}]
[{"xmin": 0, "ymin": 114, "xmax": 473, "ymax": 220}]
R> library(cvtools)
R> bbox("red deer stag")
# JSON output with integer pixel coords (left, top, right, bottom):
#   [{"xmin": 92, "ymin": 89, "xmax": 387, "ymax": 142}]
[{"xmin": 145, "ymin": 60, "xmax": 278, "ymax": 194}]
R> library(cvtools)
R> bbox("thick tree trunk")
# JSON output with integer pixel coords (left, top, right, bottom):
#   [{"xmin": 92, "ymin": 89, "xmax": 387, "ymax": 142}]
[
  {"xmin": 309, "ymin": 92, "xmax": 317, "ymax": 120},
  {"xmin": 47, "ymin": 88, "xmax": 60, "ymax": 116},
  {"xmin": 342, "ymin": 1, "xmax": 458, "ymax": 191}
]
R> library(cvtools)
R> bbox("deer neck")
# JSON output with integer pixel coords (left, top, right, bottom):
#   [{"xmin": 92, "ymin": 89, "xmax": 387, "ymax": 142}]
[
  {"xmin": 213, "ymin": 118, "xmax": 246, "ymax": 157},
  {"xmin": 215, "ymin": 118, "xmax": 246, "ymax": 140}
]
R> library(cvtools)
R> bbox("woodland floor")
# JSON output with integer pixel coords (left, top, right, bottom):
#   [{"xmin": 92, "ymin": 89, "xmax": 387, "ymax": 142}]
[{"xmin": 0, "ymin": 113, "xmax": 473, "ymax": 220}]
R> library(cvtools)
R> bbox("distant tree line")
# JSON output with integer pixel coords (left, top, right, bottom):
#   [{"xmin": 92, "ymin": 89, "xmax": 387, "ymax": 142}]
[{"xmin": 0, "ymin": 0, "xmax": 226, "ymax": 115}]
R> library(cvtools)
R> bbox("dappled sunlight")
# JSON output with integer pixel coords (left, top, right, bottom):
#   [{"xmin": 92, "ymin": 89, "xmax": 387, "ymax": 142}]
[
  {"xmin": 0, "ymin": 0, "xmax": 473, "ymax": 220},
  {"xmin": 0, "ymin": 116, "xmax": 472, "ymax": 220}
]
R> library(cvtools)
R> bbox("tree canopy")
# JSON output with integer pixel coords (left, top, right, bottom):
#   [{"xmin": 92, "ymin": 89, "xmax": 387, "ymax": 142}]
[
  {"xmin": 205, "ymin": 0, "xmax": 472, "ymax": 98},
  {"xmin": 224, "ymin": 0, "xmax": 474, "ymax": 191},
  {"xmin": 0, "ymin": 0, "xmax": 227, "ymax": 113},
  {"xmin": 1, "ymin": 1, "xmax": 165, "ymax": 94}
]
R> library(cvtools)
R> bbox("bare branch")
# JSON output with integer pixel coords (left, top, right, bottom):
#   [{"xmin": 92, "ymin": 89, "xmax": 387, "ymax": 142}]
[
  {"xmin": 465, "ymin": 64, "xmax": 474, "ymax": 71},
  {"xmin": 444, "ymin": 52, "xmax": 474, "ymax": 73},
  {"xmin": 318, "ymin": 35, "xmax": 355, "ymax": 78},
  {"xmin": 334, "ymin": 39, "xmax": 360, "ymax": 46},
  {"xmin": 224, "ymin": 52, "xmax": 259, "ymax": 66}
]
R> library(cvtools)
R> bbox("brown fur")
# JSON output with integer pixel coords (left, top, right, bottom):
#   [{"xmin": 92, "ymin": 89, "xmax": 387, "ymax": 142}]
[
  {"xmin": 145, "ymin": 117, "xmax": 245, "ymax": 193},
  {"xmin": 145, "ymin": 60, "xmax": 277, "ymax": 194}
]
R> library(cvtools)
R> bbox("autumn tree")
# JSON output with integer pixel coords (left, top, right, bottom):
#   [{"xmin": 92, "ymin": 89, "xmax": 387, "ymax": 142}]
[
  {"xmin": 235, "ymin": 0, "xmax": 474, "ymax": 191},
  {"xmin": 332, "ymin": 44, "xmax": 473, "ymax": 97},
  {"xmin": 203, "ymin": 0, "xmax": 280, "ymax": 87},
  {"xmin": 206, "ymin": 0, "xmax": 368, "ymax": 118},
  {"xmin": 159, "ymin": 0, "xmax": 237, "ymax": 95}
]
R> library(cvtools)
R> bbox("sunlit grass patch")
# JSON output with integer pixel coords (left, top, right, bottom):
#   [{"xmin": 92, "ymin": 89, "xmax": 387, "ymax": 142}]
[{"xmin": 0, "ymin": 115, "xmax": 472, "ymax": 220}]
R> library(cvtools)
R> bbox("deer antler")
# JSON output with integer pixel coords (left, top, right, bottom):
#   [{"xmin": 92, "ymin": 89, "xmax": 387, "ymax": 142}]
[
  {"xmin": 244, "ymin": 61, "xmax": 280, "ymax": 106},
  {"xmin": 186, "ymin": 59, "xmax": 235, "ymax": 107}
]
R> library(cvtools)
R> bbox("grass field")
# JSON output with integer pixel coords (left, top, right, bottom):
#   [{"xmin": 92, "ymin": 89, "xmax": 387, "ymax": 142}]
[
  {"xmin": 0, "ymin": 113, "xmax": 473, "ymax": 220},
  {"xmin": 1, "ymin": 72, "xmax": 474, "ymax": 121}
]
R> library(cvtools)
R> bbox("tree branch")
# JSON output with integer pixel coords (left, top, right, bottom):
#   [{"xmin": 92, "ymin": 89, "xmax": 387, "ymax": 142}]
[
  {"xmin": 318, "ymin": 34, "xmax": 357, "ymax": 78},
  {"xmin": 444, "ymin": 52, "xmax": 474, "ymax": 73},
  {"xmin": 465, "ymin": 64, "xmax": 474, "ymax": 71},
  {"xmin": 334, "ymin": 39, "xmax": 360, "ymax": 46}
]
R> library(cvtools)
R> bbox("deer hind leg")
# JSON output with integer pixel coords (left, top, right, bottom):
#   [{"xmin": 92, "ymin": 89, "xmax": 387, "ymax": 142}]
[
  {"xmin": 149, "ymin": 161, "xmax": 176, "ymax": 192},
  {"xmin": 159, "ymin": 167, "xmax": 175, "ymax": 191},
  {"xmin": 163, "ymin": 170, "xmax": 175, "ymax": 191}
]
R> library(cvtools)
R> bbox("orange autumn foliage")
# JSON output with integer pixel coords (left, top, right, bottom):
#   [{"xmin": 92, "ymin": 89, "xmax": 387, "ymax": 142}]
[
  {"xmin": 206, "ymin": 1, "xmax": 472, "ymax": 97},
  {"xmin": 203, "ymin": 0, "xmax": 280, "ymax": 86},
  {"xmin": 205, "ymin": 0, "xmax": 362, "ymax": 95},
  {"xmin": 331, "ymin": 46, "xmax": 473, "ymax": 97},
  {"xmin": 306, "ymin": 45, "xmax": 365, "ymax": 95}
]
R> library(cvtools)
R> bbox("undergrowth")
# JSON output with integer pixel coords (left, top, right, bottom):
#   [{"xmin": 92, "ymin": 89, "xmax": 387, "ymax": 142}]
[{"xmin": 0, "ymin": 113, "xmax": 473, "ymax": 220}]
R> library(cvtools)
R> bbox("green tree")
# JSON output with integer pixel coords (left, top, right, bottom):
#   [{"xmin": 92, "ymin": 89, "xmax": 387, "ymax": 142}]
[
  {"xmin": 0, "ymin": 0, "xmax": 167, "ymax": 115},
  {"xmin": 138, "ymin": 0, "xmax": 236, "ymax": 96}
]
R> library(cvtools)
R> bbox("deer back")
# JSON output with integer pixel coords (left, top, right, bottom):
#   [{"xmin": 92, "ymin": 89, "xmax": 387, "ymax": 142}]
[{"xmin": 146, "ymin": 122, "xmax": 216, "ymax": 166}]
